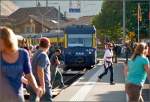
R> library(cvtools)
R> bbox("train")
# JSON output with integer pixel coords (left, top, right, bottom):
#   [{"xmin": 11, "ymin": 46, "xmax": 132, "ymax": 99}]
[
  {"xmin": 63, "ymin": 25, "xmax": 97, "ymax": 70},
  {"xmin": 21, "ymin": 31, "xmax": 64, "ymax": 46}
]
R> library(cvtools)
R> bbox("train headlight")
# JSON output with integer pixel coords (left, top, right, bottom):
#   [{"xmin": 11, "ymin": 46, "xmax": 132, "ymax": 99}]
[{"xmin": 89, "ymin": 52, "xmax": 92, "ymax": 54}]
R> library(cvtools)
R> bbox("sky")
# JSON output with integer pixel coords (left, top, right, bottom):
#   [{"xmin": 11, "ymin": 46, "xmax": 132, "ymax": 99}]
[{"xmin": 11, "ymin": 0, "xmax": 102, "ymax": 18}]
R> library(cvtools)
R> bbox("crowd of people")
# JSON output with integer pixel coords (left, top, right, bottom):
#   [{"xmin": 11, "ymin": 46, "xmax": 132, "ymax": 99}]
[
  {"xmin": 1, "ymin": 26, "xmax": 150, "ymax": 102},
  {"xmin": 0, "ymin": 26, "xmax": 64, "ymax": 102},
  {"xmin": 100, "ymin": 42, "xmax": 150, "ymax": 102}
]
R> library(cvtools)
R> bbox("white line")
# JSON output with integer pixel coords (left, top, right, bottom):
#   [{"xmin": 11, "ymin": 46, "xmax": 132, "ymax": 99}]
[
  {"xmin": 126, "ymin": 94, "xmax": 128, "ymax": 102},
  {"xmin": 69, "ymin": 66, "xmax": 103, "ymax": 101}
]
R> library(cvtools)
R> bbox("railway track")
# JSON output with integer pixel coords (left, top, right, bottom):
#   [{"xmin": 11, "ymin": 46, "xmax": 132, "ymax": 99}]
[
  {"xmin": 52, "ymin": 70, "xmax": 87, "ymax": 97},
  {"xmin": 24, "ymin": 69, "xmax": 88, "ymax": 100}
]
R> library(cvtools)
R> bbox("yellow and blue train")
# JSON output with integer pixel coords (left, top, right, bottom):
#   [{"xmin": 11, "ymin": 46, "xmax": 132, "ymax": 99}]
[
  {"xmin": 22, "ymin": 32, "xmax": 64, "ymax": 46},
  {"xmin": 63, "ymin": 25, "xmax": 97, "ymax": 70}
]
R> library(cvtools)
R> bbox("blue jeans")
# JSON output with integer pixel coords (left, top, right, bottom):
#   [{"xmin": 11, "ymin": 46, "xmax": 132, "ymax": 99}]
[{"xmin": 99, "ymin": 64, "xmax": 114, "ymax": 83}]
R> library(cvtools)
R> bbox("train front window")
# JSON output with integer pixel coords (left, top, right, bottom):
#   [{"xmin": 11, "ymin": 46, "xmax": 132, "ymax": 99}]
[{"xmin": 68, "ymin": 34, "xmax": 92, "ymax": 47}]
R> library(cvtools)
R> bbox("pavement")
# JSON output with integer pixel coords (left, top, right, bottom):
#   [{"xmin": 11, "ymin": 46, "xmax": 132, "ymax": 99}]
[
  {"xmin": 53, "ymin": 59, "xmax": 150, "ymax": 102},
  {"xmin": 54, "ymin": 61, "xmax": 127, "ymax": 102}
]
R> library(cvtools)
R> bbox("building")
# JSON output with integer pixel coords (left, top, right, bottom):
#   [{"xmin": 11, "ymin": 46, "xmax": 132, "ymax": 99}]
[
  {"xmin": 0, "ymin": 4, "xmax": 94, "ymax": 34},
  {"xmin": 1, "ymin": 7, "xmax": 65, "ymax": 35}
]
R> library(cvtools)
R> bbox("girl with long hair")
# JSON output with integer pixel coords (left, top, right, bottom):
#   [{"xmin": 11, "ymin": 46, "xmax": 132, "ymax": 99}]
[
  {"xmin": 0, "ymin": 26, "xmax": 43, "ymax": 101},
  {"xmin": 124, "ymin": 42, "xmax": 150, "ymax": 102}
]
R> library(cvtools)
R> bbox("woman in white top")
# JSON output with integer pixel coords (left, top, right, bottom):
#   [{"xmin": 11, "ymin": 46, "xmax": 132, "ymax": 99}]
[{"xmin": 98, "ymin": 43, "xmax": 115, "ymax": 85}]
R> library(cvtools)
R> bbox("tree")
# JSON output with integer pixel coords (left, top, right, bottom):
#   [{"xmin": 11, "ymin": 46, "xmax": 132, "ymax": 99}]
[
  {"xmin": 92, "ymin": 0, "xmax": 123, "ymax": 42},
  {"xmin": 126, "ymin": 1, "xmax": 149, "ymax": 40},
  {"xmin": 92, "ymin": 0, "xmax": 150, "ymax": 43}
]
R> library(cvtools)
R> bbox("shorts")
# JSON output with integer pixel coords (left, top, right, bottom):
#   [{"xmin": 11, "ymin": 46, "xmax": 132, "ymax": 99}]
[{"xmin": 125, "ymin": 83, "xmax": 143, "ymax": 102}]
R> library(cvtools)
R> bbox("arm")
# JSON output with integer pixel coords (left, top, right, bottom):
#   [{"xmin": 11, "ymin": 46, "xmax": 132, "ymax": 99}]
[
  {"xmin": 23, "ymin": 50, "xmax": 43, "ymax": 97},
  {"xmin": 124, "ymin": 63, "xmax": 128, "ymax": 77},
  {"xmin": 55, "ymin": 56, "xmax": 60, "ymax": 65},
  {"xmin": 21, "ymin": 75, "xmax": 28, "ymax": 85},
  {"xmin": 37, "ymin": 66, "xmax": 45, "ymax": 94},
  {"xmin": 25, "ymin": 73, "xmax": 40, "ymax": 93},
  {"xmin": 144, "ymin": 64, "xmax": 150, "ymax": 80},
  {"xmin": 103, "ymin": 50, "xmax": 107, "ymax": 61},
  {"xmin": 36, "ymin": 53, "xmax": 48, "ymax": 93}
]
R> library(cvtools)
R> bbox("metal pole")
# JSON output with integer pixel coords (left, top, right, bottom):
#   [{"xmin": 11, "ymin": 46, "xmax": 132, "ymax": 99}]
[
  {"xmin": 138, "ymin": 3, "xmax": 140, "ymax": 42},
  {"xmin": 46, "ymin": 0, "xmax": 48, "ymax": 7},
  {"xmin": 57, "ymin": 5, "xmax": 60, "ymax": 46},
  {"xmin": 123, "ymin": 0, "xmax": 126, "ymax": 42},
  {"xmin": 149, "ymin": 0, "xmax": 150, "ymax": 38},
  {"xmin": 0, "ymin": 0, "xmax": 1, "ymax": 25},
  {"xmin": 138, "ymin": 17, "xmax": 140, "ymax": 42},
  {"xmin": 41, "ymin": 15, "xmax": 43, "ymax": 37}
]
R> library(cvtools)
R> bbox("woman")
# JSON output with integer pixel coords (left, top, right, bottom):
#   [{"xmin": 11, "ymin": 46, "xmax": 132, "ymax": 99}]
[
  {"xmin": 124, "ymin": 42, "xmax": 150, "ymax": 102},
  {"xmin": 98, "ymin": 43, "xmax": 115, "ymax": 85},
  {"xmin": 0, "ymin": 26, "xmax": 43, "ymax": 102}
]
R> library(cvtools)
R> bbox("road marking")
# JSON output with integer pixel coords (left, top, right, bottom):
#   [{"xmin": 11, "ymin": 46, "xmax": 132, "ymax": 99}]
[{"xmin": 69, "ymin": 66, "xmax": 103, "ymax": 101}]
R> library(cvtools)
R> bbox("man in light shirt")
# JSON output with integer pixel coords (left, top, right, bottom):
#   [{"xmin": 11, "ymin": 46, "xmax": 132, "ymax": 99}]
[{"xmin": 98, "ymin": 43, "xmax": 115, "ymax": 85}]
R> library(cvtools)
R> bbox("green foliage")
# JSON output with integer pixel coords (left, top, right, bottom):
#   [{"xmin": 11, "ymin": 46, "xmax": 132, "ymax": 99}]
[
  {"xmin": 92, "ymin": 0, "xmax": 123, "ymax": 42},
  {"xmin": 126, "ymin": 1, "xmax": 149, "ymax": 39},
  {"xmin": 92, "ymin": 0, "xmax": 150, "ymax": 42}
]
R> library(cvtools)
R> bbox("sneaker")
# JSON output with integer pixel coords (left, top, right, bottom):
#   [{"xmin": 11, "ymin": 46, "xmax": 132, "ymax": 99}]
[
  {"xmin": 110, "ymin": 82, "xmax": 115, "ymax": 85},
  {"xmin": 97, "ymin": 76, "xmax": 102, "ymax": 81},
  {"xmin": 59, "ymin": 85, "xmax": 67, "ymax": 89}
]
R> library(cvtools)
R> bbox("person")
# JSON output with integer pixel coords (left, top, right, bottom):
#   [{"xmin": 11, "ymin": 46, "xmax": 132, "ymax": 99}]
[
  {"xmin": 113, "ymin": 43, "xmax": 118, "ymax": 63},
  {"xmin": 0, "ymin": 26, "xmax": 43, "ymax": 102},
  {"xmin": 48, "ymin": 44, "xmax": 56, "ymax": 59},
  {"xmin": 50, "ymin": 49, "xmax": 65, "ymax": 88},
  {"xmin": 146, "ymin": 42, "xmax": 150, "ymax": 60},
  {"xmin": 98, "ymin": 43, "xmax": 115, "ymax": 85},
  {"xmin": 124, "ymin": 42, "xmax": 150, "ymax": 102},
  {"xmin": 125, "ymin": 43, "xmax": 130, "ymax": 63},
  {"xmin": 0, "ymin": 70, "xmax": 21, "ymax": 102},
  {"xmin": 30, "ymin": 37, "xmax": 52, "ymax": 102}
]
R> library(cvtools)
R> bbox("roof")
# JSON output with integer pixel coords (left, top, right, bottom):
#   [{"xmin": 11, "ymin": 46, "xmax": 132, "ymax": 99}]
[
  {"xmin": 14, "ymin": 15, "xmax": 57, "ymax": 29},
  {"xmin": 60, "ymin": 16, "xmax": 94, "ymax": 28},
  {"xmin": 0, "ymin": 16, "xmax": 14, "ymax": 25},
  {"xmin": 8, "ymin": 7, "xmax": 64, "ymax": 24},
  {"xmin": 64, "ymin": 25, "xmax": 96, "ymax": 34}
]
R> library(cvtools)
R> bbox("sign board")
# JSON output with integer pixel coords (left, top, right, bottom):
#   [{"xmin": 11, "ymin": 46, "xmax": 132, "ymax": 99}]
[{"xmin": 69, "ymin": 0, "xmax": 80, "ymax": 13}]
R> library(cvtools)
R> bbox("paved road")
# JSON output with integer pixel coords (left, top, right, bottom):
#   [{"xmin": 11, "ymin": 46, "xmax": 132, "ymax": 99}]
[{"xmin": 54, "ymin": 62, "xmax": 127, "ymax": 101}]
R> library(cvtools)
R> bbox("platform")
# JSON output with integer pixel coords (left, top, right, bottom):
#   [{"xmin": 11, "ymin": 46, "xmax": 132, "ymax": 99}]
[{"xmin": 53, "ymin": 62, "xmax": 127, "ymax": 102}]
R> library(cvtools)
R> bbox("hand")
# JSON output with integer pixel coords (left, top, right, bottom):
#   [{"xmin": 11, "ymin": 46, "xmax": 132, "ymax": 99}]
[
  {"xmin": 39, "ymin": 86, "xmax": 46, "ymax": 95},
  {"xmin": 21, "ymin": 76, "xmax": 29, "ymax": 85},
  {"xmin": 36, "ymin": 87, "xmax": 43, "ymax": 98}
]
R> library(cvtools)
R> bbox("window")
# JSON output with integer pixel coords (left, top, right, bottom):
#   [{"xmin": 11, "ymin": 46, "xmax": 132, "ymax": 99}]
[
  {"xmin": 25, "ymin": 26, "xmax": 32, "ymax": 33},
  {"xmin": 68, "ymin": 34, "xmax": 92, "ymax": 47}
]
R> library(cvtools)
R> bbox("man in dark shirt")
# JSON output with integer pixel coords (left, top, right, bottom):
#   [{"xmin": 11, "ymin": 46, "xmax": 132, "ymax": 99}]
[{"xmin": 50, "ymin": 49, "xmax": 65, "ymax": 89}]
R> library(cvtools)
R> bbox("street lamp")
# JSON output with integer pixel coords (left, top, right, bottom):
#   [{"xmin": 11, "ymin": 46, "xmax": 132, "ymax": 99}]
[
  {"xmin": 57, "ymin": 5, "xmax": 60, "ymax": 46},
  {"xmin": 41, "ymin": 8, "xmax": 54, "ymax": 37},
  {"xmin": 149, "ymin": 1, "xmax": 150, "ymax": 38},
  {"xmin": 123, "ymin": 0, "xmax": 126, "ymax": 42}
]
